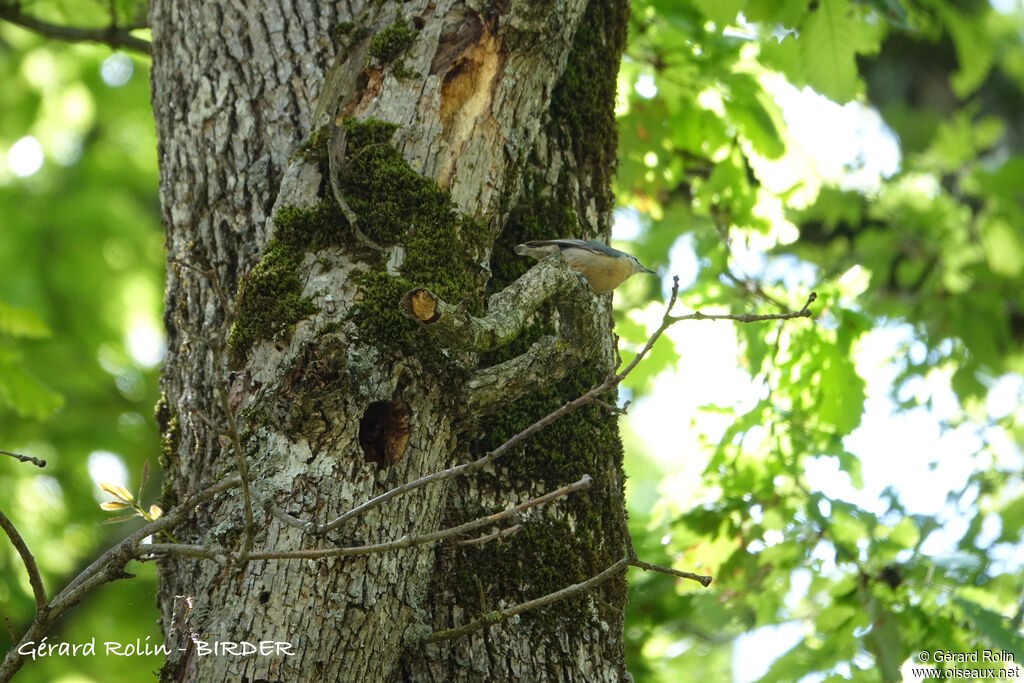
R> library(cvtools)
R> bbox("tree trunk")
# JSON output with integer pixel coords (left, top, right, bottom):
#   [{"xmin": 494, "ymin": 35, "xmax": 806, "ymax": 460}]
[{"xmin": 150, "ymin": 1, "xmax": 629, "ymax": 680}]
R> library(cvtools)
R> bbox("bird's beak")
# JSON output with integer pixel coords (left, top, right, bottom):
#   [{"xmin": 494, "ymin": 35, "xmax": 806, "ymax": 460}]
[{"xmin": 641, "ymin": 266, "xmax": 656, "ymax": 275}]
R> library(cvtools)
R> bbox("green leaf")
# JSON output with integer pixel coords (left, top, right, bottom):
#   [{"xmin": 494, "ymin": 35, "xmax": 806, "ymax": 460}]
[
  {"xmin": 830, "ymin": 506, "xmax": 870, "ymax": 547},
  {"xmin": 0, "ymin": 361, "xmax": 64, "ymax": 419},
  {"xmin": 885, "ymin": 517, "xmax": 919, "ymax": 549},
  {"xmin": 724, "ymin": 78, "xmax": 786, "ymax": 159},
  {"xmin": 692, "ymin": 0, "xmax": 746, "ymax": 28},
  {"xmin": 742, "ymin": 323, "xmax": 769, "ymax": 376},
  {"xmin": 938, "ymin": 7, "xmax": 995, "ymax": 97},
  {"xmin": 998, "ymin": 495, "xmax": 1024, "ymax": 542},
  {"xmin": 0, "ymin": 301, "xmax": 51, "ymax": 338},
  {"xmin": 745, "ymin": 0, "xmax": 811, "ymax": 27},
  {"xmin": 816, "ymin": 347, "xmax": 866, "ymax": 435},
  {"xmin": 980, "ymin": 215, "xmax": 1024, "ymax": 277},
  {"xmin": 816, "ymin": 603, "xmax": 858, "ymax": 631},
  {"xmin": 798, "ymin": 0, "xmax": 883, "ymax": 103},
  {"xmin": 953, "ymin": 597, "xmax": 1024, "ymax": 664}
]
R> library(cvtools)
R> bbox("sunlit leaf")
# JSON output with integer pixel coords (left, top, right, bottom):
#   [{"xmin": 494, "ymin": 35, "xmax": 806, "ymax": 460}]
[
  {"xmin": 797, "ymin": 0, "xmax": 883, "ymax": 102},
  {"xmin": 0, "ymin": 301, "xmax": 51, "ymax": 338},
  {"xmin": 99, "ymin": 481, "xmax": 135, "ymax": 503},
  {"xmin": 0, "ymin": 362, "xmax": 64, "ymax": 419}
]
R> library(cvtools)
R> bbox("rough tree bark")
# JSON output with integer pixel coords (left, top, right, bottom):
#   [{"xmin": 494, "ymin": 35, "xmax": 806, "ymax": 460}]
[{"xmin": 150, "ymin": 0, "xmax": 630, "ymax": 680}]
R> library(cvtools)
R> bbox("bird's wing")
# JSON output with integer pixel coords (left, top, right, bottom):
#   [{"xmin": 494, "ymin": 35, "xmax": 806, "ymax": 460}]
[{"xmin": 522, "ymin": 239, "xmax": 616, "ymax": 255}]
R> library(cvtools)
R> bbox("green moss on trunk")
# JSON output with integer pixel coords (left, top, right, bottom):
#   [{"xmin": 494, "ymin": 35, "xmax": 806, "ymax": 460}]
[
  {"xmin": 226, "ymin": 241, "xmax": 319, "ymax": 366},
  {"xmin": 549, "ymin": 0, "xmax": 629, "ymax": 215},
  {"xmin": 154, "ymin": 393, "xmax": 180, "ymax": 509},
  {"xmin": 368, "ymin": 16, "xmax": 415, "ymax": 63},
  {"xmin": 450, "ymin": 364, "xmax": 627, "ymax": 629},
  {"xmin": 444, "ymin": 0, "xmax": 631, "ymax": 631},
  {"xmin": 228, "ymin": 117, "xmax": 486, "ymax": 365},
  {"xmin": 340, "ymin": 119, "xmax": 486, "ymax": 352}
]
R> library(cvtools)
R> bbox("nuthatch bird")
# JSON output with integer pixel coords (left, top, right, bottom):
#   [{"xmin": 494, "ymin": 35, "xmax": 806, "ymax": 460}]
[{"xmin": 514, "ymin": 239, "xmax": 655, "ymax": 294}]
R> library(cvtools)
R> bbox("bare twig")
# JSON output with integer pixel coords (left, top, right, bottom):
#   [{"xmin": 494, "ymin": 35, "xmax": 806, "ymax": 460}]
[
  {"xmin": 0, "ymin": 449, "xmax": 45, "ymax": 468},
  {"xmin": 186, "ymin": 406, "xmax": 218, "ymax": 430},
  {"xmin": 0, "ymin": 5, "xmax": 150, "ymax": 54},
  {"xmin": 51, "ymin": 476, "xmax": 240, "ymax": 610},
  {"xmin": 2, "ymin": 617, "xmax": 14, "ymax": 649},
  {"xmin": 668, "ymin": 292, "xmax": 816, "ymax": 325},
  {"xmin": 253, "ymin": 475, "xmax": 590, "ymax": 560},
  {"xmin": 138, "ymin": 476, "xmax": 592, "ymax": 562},
  {"xmin": 168, "ymin": 258, "xmax": 241, "ymax": 327},
  {"xmin": 136, "ymin": 542, "xmax": 219, "ymax": 561},
  {"xmin": 592, "ymin": 399, "xmax": 630, "ymax": 415},
  {"xmin": 423, "ymin": 555, "xmax": 632, "ymax": 644},
  {"xmin": 724, "ymin": 269, "xmax": 787, "ymax": 309},
  {"xmin": 0, "ymin": 509, "xmax": 47, "ymax": 612},
  {"xmin": 456, "ymin": 524, "xmax": 522, "ymax": 546},
  {"xmin": 211, "ymin": 345, "xmax": 255, "ymax": 561},
  {"xmin": 170, "ymin": 258, "xmax": 256, "ymax": 560},
  {"xmin": 630, "ymin": 558, "xmax": 712, "ymax": 588},
  {"xmin": 249, "ymin": 488, "xmax": 310, "ymax": 530},
  {"xmin": 320, "ymin": 278, "xmax": 815, "ymax": 534},
  {"xmin": 0, "ymin": 476, "xmax": 241, "ymax": 682}
]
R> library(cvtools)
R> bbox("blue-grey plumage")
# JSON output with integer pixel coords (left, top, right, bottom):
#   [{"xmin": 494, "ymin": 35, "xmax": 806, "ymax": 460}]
[{"xmin": 513, "ymin": 239, "xmax": 655, "ymax": 294}]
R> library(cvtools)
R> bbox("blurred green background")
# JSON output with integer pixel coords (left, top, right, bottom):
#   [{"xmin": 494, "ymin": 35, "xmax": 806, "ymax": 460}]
[
  {"xmin": 1, "ymin": 4, "xmax": 163, "ymax": 682},
  {"xmin": 2, "ymin": 0, "xmax": 1023, "ymax": 681}
]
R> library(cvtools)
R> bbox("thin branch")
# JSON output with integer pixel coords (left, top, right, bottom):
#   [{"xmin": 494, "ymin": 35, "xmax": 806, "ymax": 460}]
[
  {"xmin": 423, "ymin": 555, "xmax": 632, "ymax": 644},
  {"xmin": 211, "ymin": 345, "xmax": 255, "ymax": 561},
  {"xmin": 456, "ymin": 524, "xmax": 522, "ymax": 546},
  {"xmin": 253, "ymin": 475, "xmax": 591, "ymax": 560},
  {"xmin": 2, "ymin": 617, "xmax": 14, "ymax": 649},
  {"xmin": 186, "ymin": 406, "xmax": 218, "ymax": 430},
  {"xmin": 249, "ymin": 488, "xmax": 310, "ymax": 531},
  {"xmin": 170, "ymin": 258, "xmax": 256, "ymax": 560},
  {"xmin": 668, "ymin": 292, "xmax": 816, "ymax": 325},
  {"xmin": 0, "ymin": 509, "xmax": 47, "ymax": 612},
  {"xmin": 0, "ymin": 476, "xmax": 240, "ymax": 682},
  {"xmin": 140, "ymin": 476, "xmax": 592, "ymax": 563},
  {"xmin": 592, "ymin": 399, "xmax": 630, "ymax": 415},
  {"xmin": 630, "ymin": 558, "xmax": 712, "ymax": 588},
  {"xmin": 0, "ymin": 5, "xmax": 150, "ymax": 54},
  {"xmin": 317, "ymin": 277, "xmax": 684, "ymax": 534},
  {"xmin": 51, "ymin": 476, "xmax": 240, "ymax": 610},
  {"xmin": 136, "ymin": 542, "xmax": 219, "ymax": 561},
  {"xmin": 0, "ymin": 449, "xmax": 45, "ymax": 468},
  {"xmin": 168, "ymin": 258, "xmax": 240, "ymax": 327}
]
